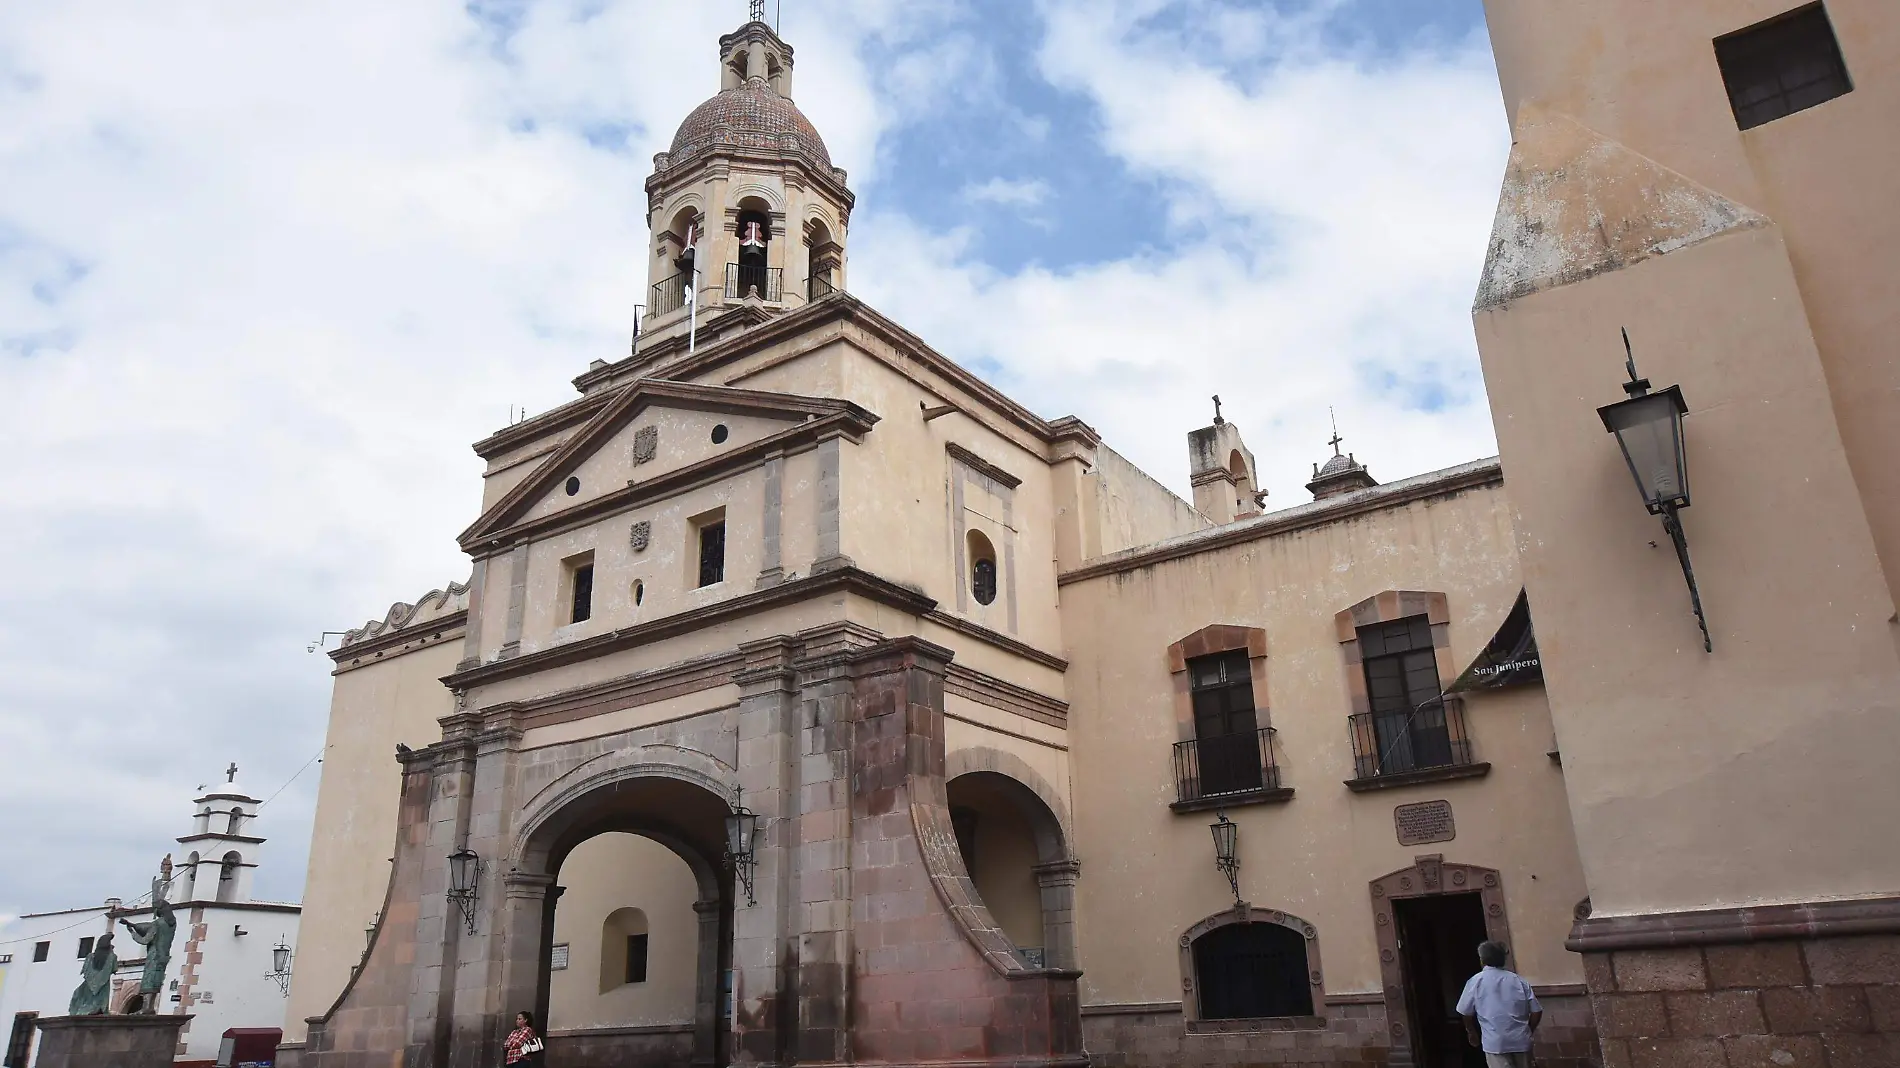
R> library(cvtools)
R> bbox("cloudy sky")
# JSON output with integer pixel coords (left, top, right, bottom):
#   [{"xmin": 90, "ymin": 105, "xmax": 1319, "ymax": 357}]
[{"xmin": 0, "ymin": 0, "xmax": 1505, "ymax": 929}]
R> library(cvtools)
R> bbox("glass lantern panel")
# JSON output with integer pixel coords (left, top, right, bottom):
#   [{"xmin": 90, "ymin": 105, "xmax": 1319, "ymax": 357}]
[{"xmin": 1605, "ymin": 393, "xmax": 1686, "ymax": 508}]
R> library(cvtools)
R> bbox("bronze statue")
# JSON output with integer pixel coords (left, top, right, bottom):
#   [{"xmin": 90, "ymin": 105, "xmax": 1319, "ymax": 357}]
[
  {"xmin": 66, "ymin": 930, "xmax": 117, "ymax": 1016},
  {"xmin": 119, "ymin": 897, "xmax": 177, "ymax": 1015}
]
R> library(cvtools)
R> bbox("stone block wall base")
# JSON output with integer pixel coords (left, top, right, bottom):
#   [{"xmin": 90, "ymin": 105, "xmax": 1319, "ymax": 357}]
[
  {"xmin": 543, "ymin": 1024, "xmax": 696, "ymax": 1067},
  {"xmin": 30, "ymin": 1014, "xmax": 194, "ymax": 1068},
  {"xmin": 1582, "ymin": 934, "xmax": 1900, "ymax": 1067}
]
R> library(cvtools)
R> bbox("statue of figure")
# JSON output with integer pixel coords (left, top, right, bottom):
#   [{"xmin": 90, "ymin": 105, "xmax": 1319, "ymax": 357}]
[
  {"xmin": 119, "ymin": 898, "xmax": 177, "ymax": 1015},
  {"xmin": 67, "ymin": 930, "xmax": 117, "ymax": 1016}
]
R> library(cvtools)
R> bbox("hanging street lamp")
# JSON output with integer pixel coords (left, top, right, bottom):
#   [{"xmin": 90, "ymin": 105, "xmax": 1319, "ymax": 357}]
[
  {"xmin": 447, "ymin": 847, "xmax": 483, "ymax": 935},
  {"xmin": 266, "ymin": 939, "xmax": 294, "ymax": 997},
  {"xmin": 1209, "ymin": 812, "xmax": 1240, "ymax": 905},
  {"xmin": 726, "ymin": 793, "xmax": 761, "ymax": 908},
  {"xmin": 1598, "ymin": 330, "xmax": 1712, "ymax": 653}
]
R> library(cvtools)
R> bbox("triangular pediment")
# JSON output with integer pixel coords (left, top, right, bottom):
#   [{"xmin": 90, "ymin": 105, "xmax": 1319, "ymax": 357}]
[
  {"xmin": 1475, "ymin": 110, "xmax": 1770, "ymax": 311},
  {"xmin": 459, "ymin": 380, "xmax": 876, "ymax": 549}
]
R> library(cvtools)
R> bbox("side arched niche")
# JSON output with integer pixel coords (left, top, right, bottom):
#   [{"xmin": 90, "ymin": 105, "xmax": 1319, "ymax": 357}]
[{"xmin": 944, "ymin": 747, "xmax": 1078, "ymax": 971}]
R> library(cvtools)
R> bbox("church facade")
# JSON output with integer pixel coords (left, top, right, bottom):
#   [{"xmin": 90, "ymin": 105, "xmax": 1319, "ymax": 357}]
[{"xmin": 282, "ymin": 5, "xmax": 1900, "ymax": 1068}]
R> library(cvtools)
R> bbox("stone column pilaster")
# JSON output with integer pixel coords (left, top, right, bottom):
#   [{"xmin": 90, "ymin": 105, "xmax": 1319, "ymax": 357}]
[
  {"xmin": 731, "ymin": 636, "xmax": 798, "ymax": 1065},
  {"xmin": 692, "ymin": 899, "xmax": 725, "ymax": 1068},
  {"xmin": 1033, "ymin": 860, "xmax": 1082, "ymax": 971},
  {"xmin": 407, "ymin": 726, "xmax": 479, "ymax": 1066}
]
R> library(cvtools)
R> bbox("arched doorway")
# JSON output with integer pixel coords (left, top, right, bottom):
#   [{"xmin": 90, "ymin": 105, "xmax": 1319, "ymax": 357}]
[
  {"xmin": 944, "ymin": 758, "xmax": 1077, "ymax": 971},
  {"xmin": 516, "ymin": 774, "xmax": 737, "ymax": 1068}
]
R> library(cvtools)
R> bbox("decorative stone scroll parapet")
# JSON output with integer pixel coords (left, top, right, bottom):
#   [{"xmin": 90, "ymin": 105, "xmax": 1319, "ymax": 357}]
[{"xmin": 341, "ymin": 579, "xmax": 471, "ymax": 648}]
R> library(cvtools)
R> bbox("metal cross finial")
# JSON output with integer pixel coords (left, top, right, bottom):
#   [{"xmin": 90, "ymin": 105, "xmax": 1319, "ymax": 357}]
[
  {"xmin": 749, "ymin": 0, "xmax": 766, "ymax": 21},
  {"xmin": 226, "ymin": 762, "xmax": 238, "ymax": 784},
  {"xmin": 1211, "ymin": 395, "xmax": 1223, "ymax": 425},
  {"xmin": 1328, "ymin": 407, "xmax": 1343, "ymax": 455}
]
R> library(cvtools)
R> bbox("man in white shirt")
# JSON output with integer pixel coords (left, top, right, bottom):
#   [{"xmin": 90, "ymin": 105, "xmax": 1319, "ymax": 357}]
[{"xmin": 1457, "ymin": 940, "xmax": 1542, "ymax": 1067}]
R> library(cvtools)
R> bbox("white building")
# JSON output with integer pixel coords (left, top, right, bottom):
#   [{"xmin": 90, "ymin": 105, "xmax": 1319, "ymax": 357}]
[{"xmin": 0, "ymin": 773, "xmax": 301, "ymax": 1066}]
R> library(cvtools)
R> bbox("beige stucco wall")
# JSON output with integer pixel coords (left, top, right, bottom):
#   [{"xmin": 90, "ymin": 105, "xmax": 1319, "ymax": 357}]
[
  {"xmin": 284, "ymin": 636, "xmax": 462, "ymax": 1040},
  {"xmin": 546, "ymin": 832, "xmax": 700, "ymax": 1032},
  {"xmin": 1474, "ymin": 222, "xmax": 1900, "ymax": 916},
  {"xmin": 1058, "ymin": 480, "xmax": 1588, "ymax": 1005},
  {"xmin": 1091, "ymin": 443, "xmax": 1209, "ymax": 556},
  {"xmin": 1481, "ymin": 0, "xmax": 1900, "ymax": 609}
]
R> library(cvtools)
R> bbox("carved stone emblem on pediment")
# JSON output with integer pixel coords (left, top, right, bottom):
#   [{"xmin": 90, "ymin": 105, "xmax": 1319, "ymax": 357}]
[
  {"xmin": 630, "ymin": 521, "xmax": 652, "ymax": 552},
  {"xmin": 632, "ymin": 426, "xmax": 659, "ymax": 465}
]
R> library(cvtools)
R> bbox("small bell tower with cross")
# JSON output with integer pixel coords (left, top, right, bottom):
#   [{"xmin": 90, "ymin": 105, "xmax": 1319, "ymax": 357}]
[
  {"xmin": 1188, "ymin": 395, "xmax": 1265, "ymax": 524},
  {"xmin": 1306, "ymin": 409, "xmax": 1379, "ymax": 501},
  {"xmin": 173, "ymin": 762, "xmax": 269, "ymax": 905}
]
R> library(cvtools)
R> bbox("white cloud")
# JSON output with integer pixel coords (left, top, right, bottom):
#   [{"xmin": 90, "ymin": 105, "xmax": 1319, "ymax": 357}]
[
  {"xmin": 0, "ymin": 0, "xmax": 1511, "ymax": 924},
  {"xmin": 961, "ymin": 177, "xmax": 1054, "ymax": 209},
  {"xmin": 853, "ymin": 0, "xmax": 1509, "ymax": 503}
]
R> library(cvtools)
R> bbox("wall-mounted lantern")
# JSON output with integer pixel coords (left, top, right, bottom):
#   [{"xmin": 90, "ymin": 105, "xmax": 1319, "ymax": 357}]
[
  {"xmin": 725, "ymin": 793, "xmax": 761, "ymax": 908},
  {"xmin": 447, "ymin": 847, "xmax": 483, "ymax": 935},
  {"xmin": 266, "ymin": 939, "xmax": 294, "ymax": 997},
  {"xmin": 1209, "ymin": 812, "xmax": 1240, "ymax": 904},
  {"xmin": 1598, "ymin": 330, "xmax": 1712, "ymax": 652}
]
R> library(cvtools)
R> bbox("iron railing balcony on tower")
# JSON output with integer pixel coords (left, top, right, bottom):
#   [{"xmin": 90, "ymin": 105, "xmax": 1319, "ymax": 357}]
[
  {"xmin": 725, "ymin": 263, "xmax": 783, "ymax": 302},
  {"xmin": 1171, "ymin": 728, "xmax": 1291, "ymax": 812},
  {"xmin": 808, "ymin": 273, "xmax": 839, "ymax": 302},
  {"xmin": 651, "ymin": 272, "xmax": 689, "ymax": 317},
  {"xmin": 1345, "ymin": 696, "xmax": 1490, "ymax": 791}
]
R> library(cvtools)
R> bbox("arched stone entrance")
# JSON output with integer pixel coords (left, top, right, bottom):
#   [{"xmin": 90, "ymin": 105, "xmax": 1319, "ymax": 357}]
[
  {"xmin": 514, "ymin": 773, "xmax": 736, "ymax": 1068},
  {"xmin": 1369, "ymin": 855, "xmax": 1512, "ymax": 1068}
]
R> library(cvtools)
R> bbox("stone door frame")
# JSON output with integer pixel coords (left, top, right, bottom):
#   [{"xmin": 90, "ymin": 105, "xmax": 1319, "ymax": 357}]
[{"xmin": 1368, "ymin": 855, "xmax": 1512, "ymax": 1068}]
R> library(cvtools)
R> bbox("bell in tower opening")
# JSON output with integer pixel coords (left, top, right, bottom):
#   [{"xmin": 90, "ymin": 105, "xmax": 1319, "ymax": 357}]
[{"xmin": 733, "ymin": 206, "xmax": 773, "ymax": 301}]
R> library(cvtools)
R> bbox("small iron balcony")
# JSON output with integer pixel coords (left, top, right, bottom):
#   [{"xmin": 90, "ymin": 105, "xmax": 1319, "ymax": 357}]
[
  {"xmin": 1346, "ymin": 697, "xmax": 1489, "ymax": 791},
  {"xmin": 1172, "ymin": 728, "xmax": 1289, "ymax": 811},
  {"xmin": 725, "ymin": 263, "xmax": 783, "ymax": 302},
  {"xmin": 808, "ymin": 273, "xmax": 839, "ymax": 302},
  {"xmin": 651, "ymin": 272, "xmax": 688, "ymax": 317}
]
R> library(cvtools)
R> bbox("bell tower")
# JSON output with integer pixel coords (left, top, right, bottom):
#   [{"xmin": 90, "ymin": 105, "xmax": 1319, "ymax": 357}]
[
  {"xmin": 641, "ymin": 12, "xmax": 854, "ymax": 347},
  {"xmin": 174, "ymin": 763, "xmax": 266, "ymax": 905}
]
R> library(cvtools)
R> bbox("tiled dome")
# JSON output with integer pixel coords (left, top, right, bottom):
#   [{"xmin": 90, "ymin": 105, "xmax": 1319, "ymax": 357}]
[
  {"xmin": 1317, "ymin": 452, "xmax": 1359, "ymax": 477},
  {"xmin": 668, "ymin": 82, "xmax": 832, "ymax": 170}
]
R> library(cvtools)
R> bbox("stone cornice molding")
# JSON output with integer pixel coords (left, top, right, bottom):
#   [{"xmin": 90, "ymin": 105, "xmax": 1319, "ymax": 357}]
[
  {"xmin": 1060, "ymin": 458, "xmax": 1504, "ymax": 585},
  {"xmin": 1567, "ymin": 896, "xmax": 1900, "ymax": 952},
  {"xmin": 330, "ymin": 610, "xmax": 467, "ymax": 670},
  {"xmin": 946, "ymin": 441, "xmax": 1023, "ymax": 489},
  {"xmin": 458, "ymin": 382, "xmax": 879, "ymax": 552},
  {"xmin": 443, "ymin": 566, "xmax": 937, "ymax": 690},
  {"xmin": 922, "ymin": 610, "xmax": 1069, "ymax": 672},
  {"xmin": 585, "ymin": 294, "xmax": 1098, "ymax": 454}
]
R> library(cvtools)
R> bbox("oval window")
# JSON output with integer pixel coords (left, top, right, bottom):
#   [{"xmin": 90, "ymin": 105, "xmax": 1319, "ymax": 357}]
[
  {"xmin": 711, "ymin": 424, "xmax": 730, "ymax": 445},
  {"xmin": 633, "ymin": 580, "xmax": 645, "ymax": 606},
  {"xmin": 565, "ymin": 476, "xmax": 581, "ymax": 496}
]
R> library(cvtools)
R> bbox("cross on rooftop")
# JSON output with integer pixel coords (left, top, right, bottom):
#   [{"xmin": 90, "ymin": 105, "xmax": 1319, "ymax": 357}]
[
  {"xmin": 750, "ymin": 0, "xmax": 766, "ymax": 21},
  {"xmin": 226, "ymin": 762, "xmax": 238, "ymax": 784},
  {"xmin": 1329, "ymin": 407, "xmax": 1343, "ymax": 455}
]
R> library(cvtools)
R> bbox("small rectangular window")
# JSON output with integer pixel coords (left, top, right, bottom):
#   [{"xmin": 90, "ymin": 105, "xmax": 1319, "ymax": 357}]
[
  {"xmin": 1715, "ymin": 3, "xmax": 1852, "ymax": 130},
  {"xmin": 626, "ymin": 933, "xmax": 649, "ymax": 984},
  {"xmin": 570, "ymin": 563, "xmax": 594, "ymax": 624},
  {"xmin": 698, "ymin": 521, "xmax": 727, "ymax": 587},
  {"xmin": 31, "ymin": 942, "xmax": 49, "ymax": 963},
  {"xmin": 76, "ymin": 937, "xmax": 93, "ymax": 959}
]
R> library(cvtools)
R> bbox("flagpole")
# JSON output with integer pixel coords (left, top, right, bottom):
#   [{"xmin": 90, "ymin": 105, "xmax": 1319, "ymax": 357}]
[{"xmin": 687, "ymin": 226, "xmax": 701, "ymax": 355}]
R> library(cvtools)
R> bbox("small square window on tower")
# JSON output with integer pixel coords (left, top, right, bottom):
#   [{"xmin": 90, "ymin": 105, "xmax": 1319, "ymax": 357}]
[
  {"xmin": 76, "ymin": 937, "xmax": 93, "ymax": 959},
  {"xmin": 32, "ymin": 942, "xmax": 49, "ymax": 963},
  {"xmin": 1715, "ymin": 3, "xmax": 1852, "ymax": 131}
]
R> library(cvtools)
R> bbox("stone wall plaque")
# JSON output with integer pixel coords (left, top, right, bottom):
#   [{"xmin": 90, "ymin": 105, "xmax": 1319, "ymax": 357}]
[
  {"xmin": 550, "ymin": 943, "xmax": 570, "ymax": 971},
  {"xmin": 630, "ymin": 520, "xmax": 652, "ymax": 552},
  {"xmin": 1394, "ymin": 801, "xmax": 1455, "ymax": 847}
]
